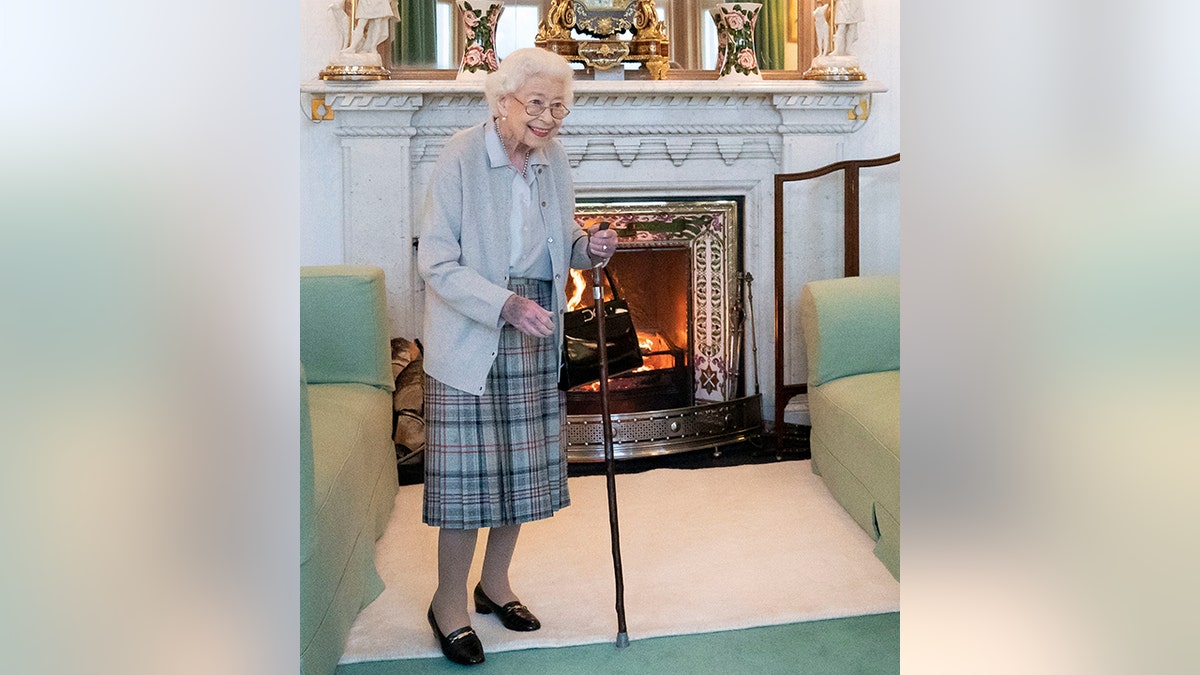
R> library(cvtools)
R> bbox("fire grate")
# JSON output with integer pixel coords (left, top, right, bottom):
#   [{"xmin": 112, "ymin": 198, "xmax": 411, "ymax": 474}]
[{"xmin": 565, "ymin": 394, "xmax": 763, "ymax": 462}]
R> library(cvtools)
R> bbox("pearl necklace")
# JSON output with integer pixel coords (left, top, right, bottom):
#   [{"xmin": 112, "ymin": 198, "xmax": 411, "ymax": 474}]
[{"xmin": 494, "ymin": 119, "xmax": 531, "ymax": 180}]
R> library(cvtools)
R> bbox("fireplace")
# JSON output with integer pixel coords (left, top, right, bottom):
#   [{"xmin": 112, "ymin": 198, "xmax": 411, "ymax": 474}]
[{"xmin": 562, "ymin": 199, "xmax": 764, "ymax": 461}]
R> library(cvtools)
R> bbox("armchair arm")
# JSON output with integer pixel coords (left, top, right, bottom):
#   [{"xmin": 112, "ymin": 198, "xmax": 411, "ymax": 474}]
[
  {"xmin": 300, "ymin": 265, "xmax": 394, "ymax": 390},
  {"xmin": 800, "ymin": 275, "xmax": 899, "ymax": 388}
]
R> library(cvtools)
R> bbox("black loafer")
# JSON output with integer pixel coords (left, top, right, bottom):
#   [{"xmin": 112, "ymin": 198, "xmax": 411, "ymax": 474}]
[
  {"xmin": 473, "ymin": 583, "xmax": 541, "ymax": 632},
  {"xmin": 428, "ymin": 604, "xmax": 485, "ymax": 665}
]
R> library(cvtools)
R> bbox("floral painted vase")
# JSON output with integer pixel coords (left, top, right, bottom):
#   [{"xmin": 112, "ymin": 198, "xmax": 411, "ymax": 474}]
[
  {"xmin": 456, "ymin": 0, "xmax": 503, "ymax": 80},
  {"xmin": 709, "ymin": 3, "xmax": 763, "ymax": 81}
]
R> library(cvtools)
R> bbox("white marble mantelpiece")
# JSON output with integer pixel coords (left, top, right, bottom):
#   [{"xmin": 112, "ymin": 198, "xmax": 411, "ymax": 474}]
[
  {"xmin": 299, "ymin": 78, "xmax": 891, "ymax": 423},
  {"xmin": 302, "ymin": 79, "xmax": 884, "ymax": 163}
]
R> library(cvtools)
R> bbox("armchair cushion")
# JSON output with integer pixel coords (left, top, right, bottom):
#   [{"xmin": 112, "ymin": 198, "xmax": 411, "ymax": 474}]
[
  {"xmin": 300, "ymin": 266, "xmax": 395, "ymax": 390},
  {"xmin": 809, "ymin": 370, "xmax": 899, "ymax": 522},
  {"xmin": 801, "ymin": 275, "xmax": 899, "ymax": 388},
  {"xmin": 299, "ymin": 265, "xmax": 399, "ymax": 675},
  {"xmin": 800, "ymin": 274, "xmax": 900, "ymax": 580}
]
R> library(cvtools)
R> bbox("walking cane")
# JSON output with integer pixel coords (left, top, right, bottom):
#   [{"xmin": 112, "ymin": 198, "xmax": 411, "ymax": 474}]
[{"xmin": 592, "ymin": 223, "xmax": 630, "ymax": 648}]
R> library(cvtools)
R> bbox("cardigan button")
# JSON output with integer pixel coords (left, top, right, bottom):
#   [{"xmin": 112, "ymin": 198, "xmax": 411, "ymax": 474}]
[
  {"xmin": 547, "ymin": 237, "xmax": 554, "ymax": 243},
  {"xmin": 541, "ymin": 201, "xmax": 547, "ymax": 207}
]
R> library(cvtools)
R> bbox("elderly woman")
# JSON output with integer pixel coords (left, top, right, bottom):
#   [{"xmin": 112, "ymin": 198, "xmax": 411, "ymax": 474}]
[{"xmin": 416, "ymin": 47, "xmax": 617, "ymax": 666}]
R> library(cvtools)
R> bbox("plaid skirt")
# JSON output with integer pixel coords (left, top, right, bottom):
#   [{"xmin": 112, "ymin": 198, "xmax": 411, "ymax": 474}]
[{"xmin": 423, "ymin": 278, "xmax": 570, "ymax": 529}]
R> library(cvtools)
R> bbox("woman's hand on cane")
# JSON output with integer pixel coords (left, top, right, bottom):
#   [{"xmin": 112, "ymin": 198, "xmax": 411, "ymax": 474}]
[{"xmin": 588, "ymin": 225, "xmax": 618, "ymax": 261}]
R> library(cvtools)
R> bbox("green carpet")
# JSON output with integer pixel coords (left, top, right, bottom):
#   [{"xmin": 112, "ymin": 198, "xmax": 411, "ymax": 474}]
[{"xmin": 335, "ymin": 612, "xmax": 899, "ymax": 674}]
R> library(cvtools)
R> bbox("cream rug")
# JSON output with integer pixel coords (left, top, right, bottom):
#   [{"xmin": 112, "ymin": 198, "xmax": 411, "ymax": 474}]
[{"xmin": 340, "ymin": 460, "xmax": 899, "ymax": 663}]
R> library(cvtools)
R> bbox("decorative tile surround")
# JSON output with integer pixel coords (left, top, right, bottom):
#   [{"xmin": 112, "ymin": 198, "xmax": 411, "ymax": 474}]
[{"xmin": 300, "ymin": 78, "xmax": 887, "ymax": 421}]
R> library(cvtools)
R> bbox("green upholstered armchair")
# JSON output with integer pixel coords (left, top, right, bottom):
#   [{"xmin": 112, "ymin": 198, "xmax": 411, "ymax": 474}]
[
  {"xmin": 801, "ymin": 274, "xmax": 899, "ymax": 580},
  {"xmin": 300, "ymin": 266, "xmax": 399, "ymax": 675}
]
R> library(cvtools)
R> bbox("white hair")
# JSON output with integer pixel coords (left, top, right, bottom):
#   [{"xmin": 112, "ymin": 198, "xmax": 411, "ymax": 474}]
[{"xmin": 484, "ymin": 48, "xmax": 575, "ymax": 117}]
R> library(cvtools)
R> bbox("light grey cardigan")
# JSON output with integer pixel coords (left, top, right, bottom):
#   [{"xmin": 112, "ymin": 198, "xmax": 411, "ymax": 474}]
[{"xmin": 417, "ymin": 122, "xmax": 593, "ymax": 396}]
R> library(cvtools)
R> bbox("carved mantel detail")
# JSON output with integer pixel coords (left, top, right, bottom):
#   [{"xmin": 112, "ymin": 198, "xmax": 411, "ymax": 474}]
[{"xmin": 303, "ymin": 80, "xmax": 885, "ymax": 165}]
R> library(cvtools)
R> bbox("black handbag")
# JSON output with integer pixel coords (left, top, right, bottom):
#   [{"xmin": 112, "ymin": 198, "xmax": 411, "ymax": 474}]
[{"xmin": 558, "ymin": 266, "xmax": 644, "ymax": 391}]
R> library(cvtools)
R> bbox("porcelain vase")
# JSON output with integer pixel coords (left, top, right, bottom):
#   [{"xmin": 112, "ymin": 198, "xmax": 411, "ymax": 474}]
[
  {"xmin": 709, "ymin": 3, "xmax": 763, "ymax": 81},
  {"xmin": 456, "ymin": 0, "xmax": 503, "ymax": 80}
]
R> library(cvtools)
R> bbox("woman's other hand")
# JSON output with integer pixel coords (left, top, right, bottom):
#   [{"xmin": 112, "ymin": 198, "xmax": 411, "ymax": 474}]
[
  {"xmin": 588, "ymin": 226, "xmax": 618, "ymax": 261},
  {"xmin": 501, "ymin": 293, "xmax": 555, "ymax": 338}
]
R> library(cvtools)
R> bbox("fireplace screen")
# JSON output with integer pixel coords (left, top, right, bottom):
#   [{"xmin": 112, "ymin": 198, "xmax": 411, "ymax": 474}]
[{"xmin": 562, "ymin": 199, "xmax": 763, "ymax": 461}]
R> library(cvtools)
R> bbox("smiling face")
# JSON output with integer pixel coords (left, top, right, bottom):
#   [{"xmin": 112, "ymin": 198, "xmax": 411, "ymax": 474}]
[{"xmin": 497, "ymin": 74, "xmax": 568, "ymax": 156}]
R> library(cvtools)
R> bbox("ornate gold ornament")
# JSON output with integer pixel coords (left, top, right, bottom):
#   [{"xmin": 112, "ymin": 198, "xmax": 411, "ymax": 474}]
[
  {"xmin": 578, "ymin": 40, "xmax": 631, "ymax": 71},
  {"xmin": 847, "ymin": 96, "xmax": 870, "ymax": 120},
  {"xmin": 802, "ymin": 62, "xmax": 866, "ymax": 81},
  {"xmin": 319, "ymin": 63, "xmax": 391, "ymax": 81},
  {"xmin": 535, "ymin": 0, "xmax": 669, "ymax": 79},
  {"xmin": 310, "ymin": 96, "xmax": 336, "ymax": 121}
]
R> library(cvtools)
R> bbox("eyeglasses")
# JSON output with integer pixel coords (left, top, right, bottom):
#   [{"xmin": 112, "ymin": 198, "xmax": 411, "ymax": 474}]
[{"xmin": 512, "ymin": 96, "xmax": 571, "ymax": 120}]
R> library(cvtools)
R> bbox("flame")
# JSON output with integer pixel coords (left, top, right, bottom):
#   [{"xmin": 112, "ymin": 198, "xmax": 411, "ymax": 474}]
[
  {"xmin": 566, "ymin": 269, "xmax": 587, "ymax": 310},
  {"xmin": 637, "ymin": 331, "xmax": 678, "ymax": 371},
  {"xmin": 638, "ymin": 332, "xmax": 668, "ymax": 353}
]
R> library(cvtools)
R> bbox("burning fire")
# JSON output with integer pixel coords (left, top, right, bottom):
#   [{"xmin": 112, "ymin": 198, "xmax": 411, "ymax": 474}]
[
  {"xmin": 566, "ymin": 269, "xmax": 587, "ymax": 310},
  {"xmin": 636, "ymin": 331, "xmax": 677, "ymax": 371},
  {"xmin": 639, "ymin": 332, "xmax": 669, "ymax": 354}
]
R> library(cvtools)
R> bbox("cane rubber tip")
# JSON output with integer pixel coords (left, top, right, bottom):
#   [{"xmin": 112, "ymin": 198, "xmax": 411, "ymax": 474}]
[{"xmin": 616, "ymin": 632, "xmax": 630, "ymax": 648}]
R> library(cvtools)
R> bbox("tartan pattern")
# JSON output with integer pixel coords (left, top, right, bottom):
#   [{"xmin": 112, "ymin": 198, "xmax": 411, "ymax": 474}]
[{"xmin": 423, "ymin": 278, "xmax": 569, "ymax": 529}]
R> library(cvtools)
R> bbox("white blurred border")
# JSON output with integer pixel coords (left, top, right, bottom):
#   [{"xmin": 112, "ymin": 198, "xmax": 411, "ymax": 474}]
[
  {"xmin": 904, "ymin": 0, "xmax": 1200, "ymax": 672},
  {"xmin": 1, "ymin": 3, "xmax": 299, "ymax": 674},
  {"xmin": 6, "ymin": 1, "xmax": 1200, "ymax": 672}
]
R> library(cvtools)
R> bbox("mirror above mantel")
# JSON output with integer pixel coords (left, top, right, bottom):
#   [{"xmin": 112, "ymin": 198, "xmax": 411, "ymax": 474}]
[{"xmin": 377, "ymin": 0, "xmax": 829, "ymax": 79}]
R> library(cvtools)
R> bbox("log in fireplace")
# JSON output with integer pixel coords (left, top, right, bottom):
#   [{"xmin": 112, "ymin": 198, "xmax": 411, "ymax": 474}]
[{"xmin": 563, "ymin": 199, "xmax": 763, "ymax": 462}]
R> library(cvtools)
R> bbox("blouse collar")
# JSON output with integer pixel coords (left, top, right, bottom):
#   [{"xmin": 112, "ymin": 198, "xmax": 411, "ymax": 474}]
[{"xmin": 484, "ymin": 121, "xmax": 548, "ymax": 173}]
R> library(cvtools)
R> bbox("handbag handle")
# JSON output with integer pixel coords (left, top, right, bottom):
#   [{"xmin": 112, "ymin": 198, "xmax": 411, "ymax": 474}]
[
  {"xmin": 590, "ymin": 221, "xmax": 625, "ymax": 301},
  {"xmin": 596, "ymin": 265, "xmax": 625, "ymax": 302}
]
